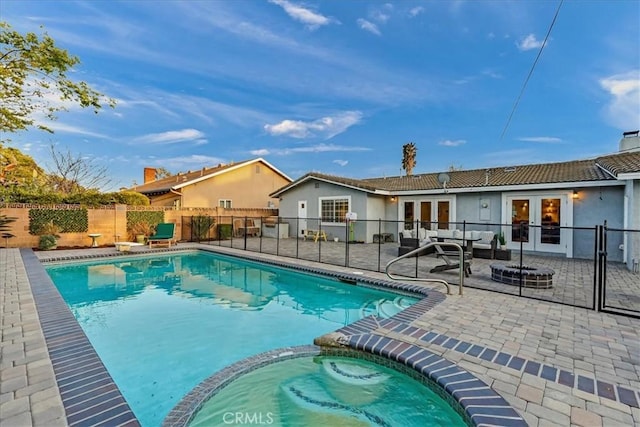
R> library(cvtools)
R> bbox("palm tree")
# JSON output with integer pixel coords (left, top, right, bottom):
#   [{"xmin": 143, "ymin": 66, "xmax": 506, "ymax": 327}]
[{"xmin": 402, "ymin": 142, "xmax": 417, "ymax": 176}]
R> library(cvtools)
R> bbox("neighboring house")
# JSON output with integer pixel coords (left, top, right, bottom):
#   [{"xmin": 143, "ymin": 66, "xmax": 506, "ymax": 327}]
[
  {"xmin": 271, "ymin": 132, "xmax": 640, "ymax": 265},
  {"xmin": 132, "ymin": 158, "xmax": 292, "ymax": 209}
]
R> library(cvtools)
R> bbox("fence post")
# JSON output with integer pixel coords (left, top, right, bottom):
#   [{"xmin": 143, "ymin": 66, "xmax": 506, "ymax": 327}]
[
  {"xmin": 518, "ymin": 222, "xmax": 524, "ymax": 297},
  {"xmin": 377, "ymin": 219, "xmax": 382, "ymax": 272},
  {"xmin": 592, "ymin": 225, "xmax": 600, "ymax": 311},
  {"xmin": 597, "ymin": 222, "xmax": 609, "ymax": 311}
]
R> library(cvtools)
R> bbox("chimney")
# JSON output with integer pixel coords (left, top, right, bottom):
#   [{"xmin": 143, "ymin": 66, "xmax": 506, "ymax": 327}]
[
  {"xmin": 144, "ymin": 167, "xmax": 157, "ymax": 183},
  {"xmin": 620, "ymin": 130, "xmax": 640, "ymax": 153}
]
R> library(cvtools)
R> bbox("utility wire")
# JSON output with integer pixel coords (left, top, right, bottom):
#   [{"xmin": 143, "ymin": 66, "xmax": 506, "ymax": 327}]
[{"xmin": 499, "ymin": 0, "xmax": 564, "ymax": 142}]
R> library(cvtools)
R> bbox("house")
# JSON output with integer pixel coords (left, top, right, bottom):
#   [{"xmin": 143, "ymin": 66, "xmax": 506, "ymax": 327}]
[
  {"xmin": 271, "ymin": 132, "xmax": 640, "ymax": 265},
  {"xmin": 132, "ymin": 158, "xmax": 292, "ymax": 209}
]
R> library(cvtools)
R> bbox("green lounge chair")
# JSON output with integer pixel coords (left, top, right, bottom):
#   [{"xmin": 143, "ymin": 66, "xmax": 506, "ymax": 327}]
[{"xmin": 148, "ymin": 223, "xmax": 175, "ymax": 248}]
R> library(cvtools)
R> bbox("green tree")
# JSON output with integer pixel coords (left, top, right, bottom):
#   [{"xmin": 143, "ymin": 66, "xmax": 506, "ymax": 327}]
[
  {"xmin": 402, "ymin": 142, "xmax": 417, "ymax": 176},
  {"xmin": 0, "ymin": 144, "xmax": 46, "ymax": 188},
  {"xmin": 0, "ymin": 21, "xmax": 115, "ymax": 136}
]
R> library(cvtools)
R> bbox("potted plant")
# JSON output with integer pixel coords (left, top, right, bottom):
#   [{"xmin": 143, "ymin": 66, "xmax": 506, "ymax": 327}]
[
  {"xmin": 38, "ymin": 221, "xmax": 61, "ymax": 250},
  {"xmin": 498, "ymin": 231, "xmax": 507, "ymax": 250},
  {"xmin": 129, "ymin": 221, "xmax": 154, "ymax": 244}
]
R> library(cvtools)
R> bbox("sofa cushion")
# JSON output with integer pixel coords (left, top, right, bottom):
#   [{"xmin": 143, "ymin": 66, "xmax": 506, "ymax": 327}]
[
  {"xmin": 402, "ymin": 230, "xmax": 412, "ymax": 239},
  {"xmin": 474, "ymin": 242, "xmax": 493, "ymax": 249},
  {"xmin": 438, "ymin": 229, "xmax": 454, "ymax": 239},
  {"xmin": 418, "ymin": 228, "xmax": 427, "ymax": 240},
  {"xmin": 479, "ymin": 231, "xmax": 494, "ymax": 244}
]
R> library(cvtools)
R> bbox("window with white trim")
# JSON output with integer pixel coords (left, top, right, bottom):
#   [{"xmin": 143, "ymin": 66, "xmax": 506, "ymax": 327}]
[
  {"xmin": 320, "ymin": 196, "xmax": 350, "ymax": 224},
  {"xmin": 219, "ymin": 199, "xmax": 232, "ymax": 208}
]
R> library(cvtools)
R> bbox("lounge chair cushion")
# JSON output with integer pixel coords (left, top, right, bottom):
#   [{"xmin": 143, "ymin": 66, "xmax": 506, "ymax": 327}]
[{"xmin": 148, "ymin": 223, "xmax": 175, "ymax": 248}]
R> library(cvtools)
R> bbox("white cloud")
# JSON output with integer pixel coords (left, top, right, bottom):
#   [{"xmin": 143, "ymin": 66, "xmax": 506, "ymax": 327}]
[
  {"xmin": 134, "ymin": 129, "xmax": 206, "ymax": 144},
  {"xmin": 253, "ymin": 144, "xmax": 370, "ymax": 156},
  {"xmin": 357, "ymin": 19, "xmax": 381, "ymax": 36},
  {"xmin": 148, "ymin": 154, "xmax": 226, "ymax": 170},
  {"xmin": 269, "ymin": 0, "xmax": 332, "ymax": 29},
  {"xmin": 250, "ymin": 149, "xmax": 270, "ymax": 156},
  {"xmin": 264, "ymin": 111, "xmax": 363, "ymax": 139},
  {"xmin": 517, "ymin": 33, "xmax": 545, "ymax": 51},
  {"xmin": 333, "ymin": 159, "xmax": 348, "ymax": 166},
  {"xmin": 409, "ymin": 6, "xmax": 424, "ymax": 17},
  {"xmin": 371, "ymin": 10, "xmax": 390, "ymax": 24},
  {"xmin": 517, "ymin": 136, "xmax": 563, "ymax": 143},
  {"xmin": 439, "ymin": 139, "xmax": 466, "ymax": 147},
  {"xmin": 41, "ymin": 122, "xmax": 109, "ymax": 139},
  {"xmin": 599, "ymin": 70, "xmax": 640, "ymax": 129}
]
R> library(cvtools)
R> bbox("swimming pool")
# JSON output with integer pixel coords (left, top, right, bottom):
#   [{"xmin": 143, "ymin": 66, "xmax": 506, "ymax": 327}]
[
  {"xmin": 45, "ymin": 251, "xmax": 419, "ymax": 426},
  {"xmin": 188, "ymin": 354, "xmax": 467, "ymax": 426}
]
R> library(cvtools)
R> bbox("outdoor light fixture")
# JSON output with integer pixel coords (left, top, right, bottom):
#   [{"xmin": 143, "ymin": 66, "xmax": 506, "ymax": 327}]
[
  {"xmin": 573, "ymin": 190, "xmax": 579, "ymax": 199},
  {"xmin": 390, "ymin": 196, "xmax": 396, "ymax": 202}
]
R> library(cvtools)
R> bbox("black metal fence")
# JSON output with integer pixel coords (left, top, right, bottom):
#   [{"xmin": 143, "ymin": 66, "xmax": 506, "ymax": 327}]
[{"xmin": 180, "ymin": 215, "xmax": 639, "ymax": 318}]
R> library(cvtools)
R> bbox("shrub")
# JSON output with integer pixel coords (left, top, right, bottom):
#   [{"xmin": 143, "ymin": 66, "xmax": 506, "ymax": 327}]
[
  {"xmin": 192, "ymin": 215, "xmax": 216, "ymax": 241},
  {"xmin": 38, "ymin": 234, "xmax": 58, "ymax": 250}
]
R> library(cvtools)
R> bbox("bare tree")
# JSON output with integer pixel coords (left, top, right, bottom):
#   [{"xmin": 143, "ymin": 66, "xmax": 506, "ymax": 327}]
[
  {"xmin": 402, "ymin": 142, "xmax": 417, "ymax": 176},
  {"xmin": 45, "ymin": 144, "xmax": 111, "ymax": 194}
]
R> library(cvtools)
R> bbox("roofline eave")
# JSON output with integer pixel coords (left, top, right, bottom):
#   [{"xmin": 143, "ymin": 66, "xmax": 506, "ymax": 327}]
[{"xmin": 388, "ymin": 180, "xmax": 622, "ymax": 196}]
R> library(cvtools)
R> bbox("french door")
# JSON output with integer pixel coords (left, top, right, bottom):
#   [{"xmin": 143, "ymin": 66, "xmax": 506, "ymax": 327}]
[
  {"xmin": 506, "ymin": 193, "xmax": 570, "ymax": 254},
  {"xmin": 403, "ymin": 198, "xmax": 452, "ymax": 230}
]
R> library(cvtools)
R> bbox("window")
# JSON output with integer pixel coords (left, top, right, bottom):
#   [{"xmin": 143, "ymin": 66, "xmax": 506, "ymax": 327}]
[
  {"xmin": 219, "ymin": 199, "xmax": 232, "ymax": 208},
  {"xmin": 320, "ymin": 197, "xmax": 349, "ymax": 224}
]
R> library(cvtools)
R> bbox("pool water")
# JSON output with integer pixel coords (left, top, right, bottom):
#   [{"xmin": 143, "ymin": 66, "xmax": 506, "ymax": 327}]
[
  {"xmin": 189, "ymin": 356, "xmax": 467, "ymax": 427},
  {"xmin": 45, "ymin": 252, "xmax": 418, "ymax": 426}
]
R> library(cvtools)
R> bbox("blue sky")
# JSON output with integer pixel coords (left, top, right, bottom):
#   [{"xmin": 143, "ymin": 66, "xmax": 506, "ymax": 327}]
[{"xmin": 2, "ymin": 0, "xmax": 639, "ymax": 190}]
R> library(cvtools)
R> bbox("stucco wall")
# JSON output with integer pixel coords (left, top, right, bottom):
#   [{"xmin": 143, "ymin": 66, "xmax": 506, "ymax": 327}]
[
  {"xmin": 455, "ymin": 192, "xmax": 503, "ymax": 233},
  {"xmin": 180, "ymin": 162, "xmax": 289, "ymax": 209},
  {"xmin": 573, "ymin": 186, "xmax": 624, "ymax": 261}
]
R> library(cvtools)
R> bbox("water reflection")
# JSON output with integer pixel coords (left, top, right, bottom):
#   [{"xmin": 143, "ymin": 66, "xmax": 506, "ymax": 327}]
[{"xmin": 47, "ymin": 253, "xmax": 417, "ymax": 321}]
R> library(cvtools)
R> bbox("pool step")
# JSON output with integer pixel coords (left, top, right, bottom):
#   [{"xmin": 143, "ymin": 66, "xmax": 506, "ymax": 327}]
[
  {"xmin": 321, "ymin": 359, "xmax": 389, "ymax": 385},
  {"xmin": 279, "ymin": 376, "xmax": 390, "ymax": 427},
  {"xmin": 360, "ymin": 296, "xmax": 413, "ymax": 318}
]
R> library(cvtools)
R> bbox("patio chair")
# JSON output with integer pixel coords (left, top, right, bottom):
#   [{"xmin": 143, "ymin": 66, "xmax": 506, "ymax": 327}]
[{"xmin": 148, "ymin": 223, "xmax": 175, "ymax": 248}]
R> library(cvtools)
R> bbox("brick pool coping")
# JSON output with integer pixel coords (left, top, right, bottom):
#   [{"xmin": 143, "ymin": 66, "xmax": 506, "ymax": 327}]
[{"xmin": 21, "ymin": 248, "xmax": 140, "ymax": 427}]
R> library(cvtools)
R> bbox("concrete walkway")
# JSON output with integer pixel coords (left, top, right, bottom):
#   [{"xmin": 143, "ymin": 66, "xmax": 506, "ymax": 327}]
[{"xmin": 1, "ymin": 244, "xmax": 639, "ymax": 426}]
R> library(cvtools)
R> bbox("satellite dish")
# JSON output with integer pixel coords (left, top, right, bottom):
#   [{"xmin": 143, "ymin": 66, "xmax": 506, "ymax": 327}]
[{"xmin": 437, "ymin": 173, "xmax": 450, "ymax": 188}]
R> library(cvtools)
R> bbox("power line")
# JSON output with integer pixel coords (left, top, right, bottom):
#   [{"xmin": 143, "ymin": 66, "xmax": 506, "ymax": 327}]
[{"xmin": 499, "ymin": 0, "xmax": 564, "ymax": 142}]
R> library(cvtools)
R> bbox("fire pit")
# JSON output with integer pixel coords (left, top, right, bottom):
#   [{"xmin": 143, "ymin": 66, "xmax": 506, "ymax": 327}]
[{"xmin": 490, "ymin": 264, "xmax": 554, "ymax": 289}]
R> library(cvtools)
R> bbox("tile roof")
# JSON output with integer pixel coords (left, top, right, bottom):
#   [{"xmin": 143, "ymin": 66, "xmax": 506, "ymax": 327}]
[
  {"xmin": 132, "ymin": 158, "xmax": 290, "ymax": 195},
  {"xmin": 272, "ymin": 151, "xmax": 639, "ymax": 196},
  {"xmin": 595, "ymin": 151, "xmax": 640, "ymax": 177}
]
